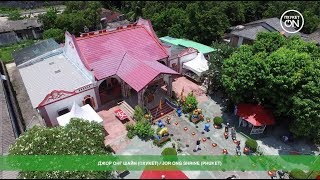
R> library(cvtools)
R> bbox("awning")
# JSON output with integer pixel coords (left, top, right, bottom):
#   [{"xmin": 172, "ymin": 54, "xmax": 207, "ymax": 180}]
[
  {"xmin": 57, "ymin": 102, "xmax": 103, "ymax": 126},
  {"xmin": 140, "ymin": 170, "xmax": 188, "ymax": 179},
  {"xmin": 236, "ymin": 104, "xmax": 275, "ymax": 126},
  {"xmin": 182, "ymin": 53, "xmax": 209, "ymax": 77}
]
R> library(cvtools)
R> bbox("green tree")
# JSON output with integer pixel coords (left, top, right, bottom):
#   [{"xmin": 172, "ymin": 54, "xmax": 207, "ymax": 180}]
[
  {"xmin": 64, "ymin": 1, "xmax": 88, "ymax": 14},
  {"xmin": 195, "ymin": 7, "xmax": 230, "ymax": 45},
  {"xmin": 208, "ymin": 42, "xmax": 236, "ymax": 91},
  {"xmin": 84, "ymin": 1, "xmax": 103, "ymax": 29},
  {"xmin": 222, "ymin": 32, "xmax": 320, "ymax": 143},
  {"xmin": 133, "ymin": 105, "xmax": 145, "ymax": 121},
  {"xmin": 252, "ymin": 32, "xmax": 286, "ymax": 54},
  {"xmin": 8, "ymin": 9, "xmax": 22, "ymax": 20},
  {"xmin": 302, "ymin": 10, "xmax": 320, "ymax": 34},
  {"xmin": 183, "ymin": 92, "xmax": 198, "ymax": 113},
  {"xmin": 43, "ymin": 28, "xmax": 65, "ymax": 43},
  {"xmin": 9, "ymin": 118, "xmax": 112, "ymax": 179},
  {"xmin": 38, "ymin": 7, "xmax": 58, "ymax": 30},
  {"xmin": 134, "ymin": 118, "xmax": 154, "ymax": 140}
]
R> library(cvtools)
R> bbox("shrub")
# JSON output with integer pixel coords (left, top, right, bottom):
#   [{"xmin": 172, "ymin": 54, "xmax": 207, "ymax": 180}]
[
  {"xmin": 125, "ymin": 123, "xmax": 135, "ymax": 131},
  {"xmin": 43, "ymin": 28, "xmax": 65, "ymax": 43},
  {"xmin": 133, "ymin": 105, "xmax": 145, "ymax": 121},
  {"xmin": 213, "ymin": 117, "xmax": 223, "ymax": 126},
  {"xmin": 134, "ymin": 119, "xmax": 154, "ymax": 140},
  {"xmin": 183, "ymin": 93, "xmax": 198, "ymax": 113},
  {"xmin": 245, "ymin": 138, "xmax": 258, "ymax": 152},
  {"xmin": 289, "ymin": 169, "xmax": 306, "ymax": 179},
  {"xmin": 161, "ymin": 147, "xmax": 177, "ymax": 156},
  {"xmin": 8, "ymin": 9, "xmax": 22, "ymax": 20}
]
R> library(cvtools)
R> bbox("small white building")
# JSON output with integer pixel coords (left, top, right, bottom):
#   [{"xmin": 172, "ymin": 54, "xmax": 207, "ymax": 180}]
[{"xmin": 14, "ymin": 38, "xmax": 97, "ymax": 127}]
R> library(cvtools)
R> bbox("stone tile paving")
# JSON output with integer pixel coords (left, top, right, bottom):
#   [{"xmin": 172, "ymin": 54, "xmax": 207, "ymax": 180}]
[{"xmin": 98, "ymin": 105, "xmax": 135, "ymax": 152}]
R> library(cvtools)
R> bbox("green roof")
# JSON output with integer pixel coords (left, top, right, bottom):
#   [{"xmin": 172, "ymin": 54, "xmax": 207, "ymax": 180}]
[{"xmin": 159, "ymin": 36, "xmax": 216, "ymax": 54}]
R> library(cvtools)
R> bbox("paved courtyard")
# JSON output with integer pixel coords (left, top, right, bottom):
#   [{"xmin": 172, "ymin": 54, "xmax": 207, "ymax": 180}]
[
  {"xmin": 172, "ymin": 76, "xmax": 208, "ymax": 103},
  {"xmin": 98, "ymin": 105, "xmax": 135, "ymax": 152},
  {"xmin": 101, "ymin": 77, "xmax": 319, "ymax": 179}
]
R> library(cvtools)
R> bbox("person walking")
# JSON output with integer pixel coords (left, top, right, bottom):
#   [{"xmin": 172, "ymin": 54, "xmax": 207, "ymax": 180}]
[
  {"xmin": 231, "ymin": 127, "xmax": 236, "ymax": 140},
  {"xmin": 196, "ymin": 139, "xmax": 201, "ymax": 151}
]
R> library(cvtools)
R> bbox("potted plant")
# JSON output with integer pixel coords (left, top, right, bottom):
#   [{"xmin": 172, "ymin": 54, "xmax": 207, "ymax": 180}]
[{"xmin": 213, "ymin": 117, "xmax": 223, "ymax": 128}]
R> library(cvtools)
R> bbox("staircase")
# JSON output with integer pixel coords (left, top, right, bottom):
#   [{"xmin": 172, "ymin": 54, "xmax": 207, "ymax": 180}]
[
  {"xmin": 150, "ymin": 101, "xmax": 174, "ymax": 121},
  {"xmin": 119, "ymin": 101, "xmax": 134, "ymax": 119}
]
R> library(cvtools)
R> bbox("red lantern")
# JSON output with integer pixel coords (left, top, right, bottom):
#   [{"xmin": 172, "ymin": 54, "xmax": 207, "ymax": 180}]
[
  {"xmin": 160, "ymin": 113, "xmax": 164, "ymax": 116},
  {"xmin": 184, "ymin": 127, "xmax": 188, "ymax": 131},
  {"xmin": 202, "ymin": 138, "xmax": 206, "ymax": 142},
  {"xmin": 233, "ymin": 140, "xmax": 238, "ymax": 144},
  {"xmin": 175, "ymin": 122, "xmax": 178, "ymax": 125},
  {"xmin": 214, "ymin": 125, "xmax": 218, "ymax": 129},
  {"xmin": 212, "ymin": 143, "xmax": 217, "ymax": 147},
  {"xmin": 192, "ymin": 132, "xmax": 196, "ymax": 136},
  {"xmin": 243, "ymin": 147, "xmax": 249, "ymax": 154}
]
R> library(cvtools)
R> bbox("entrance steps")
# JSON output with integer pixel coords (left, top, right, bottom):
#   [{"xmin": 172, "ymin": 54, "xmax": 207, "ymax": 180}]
[
  {"xmin": 149, "ymin": 101, "xmax": 174, "ymax": 122},
  {"xmin": 119, "ymin": 101, "xmax": 134, "ymax": 119}
]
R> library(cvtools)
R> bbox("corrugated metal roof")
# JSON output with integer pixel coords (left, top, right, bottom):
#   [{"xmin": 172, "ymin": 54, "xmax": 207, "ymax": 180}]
[
  {"xmin": 230, "ymin": 17, "xmax": 301, "ymax": 39},
  {"xmin": 75, "ymin": 25, "xmax": 169, "ymax": 80},
  {"xmin": 0, "ymin": 18, "xmax": 42, "ymax": 33},
  {"xmin": 159, "ymin": 36, "xmax": 216, "ymax": 54},
  {"xmin": 231, "ymin": 26, "xmax": 269, "ymax": 40},
  {"xmin": 18, "ymin": 52, "xmax": 92, "ymax": 108},
  {"xmin": 13, "ymin": 38, "xmax": 60, "ymax": 66}
]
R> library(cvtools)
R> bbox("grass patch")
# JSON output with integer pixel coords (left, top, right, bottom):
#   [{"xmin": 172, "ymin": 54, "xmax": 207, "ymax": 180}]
[
  {"xmin": 0, "ymin": 7, "xmax": 21, "ymax": 14},
  {"xmin": 0, "ymin": 40, "xmax": 36, "ymax": 63}
]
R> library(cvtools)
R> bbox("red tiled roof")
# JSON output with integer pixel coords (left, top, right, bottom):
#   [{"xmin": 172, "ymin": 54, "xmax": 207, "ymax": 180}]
[
  {"xmin": 236, "ymin": 104, "xmax": 275, "ymax": 126},
  {"xmin": 117, "ymin": 54, "xmax": 178, "ymax": 92},
  {"xmin": 74, "ymin": 23, "xmax": 175, "ymax": 92}
]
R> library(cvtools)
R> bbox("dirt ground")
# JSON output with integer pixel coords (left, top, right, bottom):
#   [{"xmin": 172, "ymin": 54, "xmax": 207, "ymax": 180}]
[{"xmin": 5, "ymin": 63, "xmax": 45, "ymax": 129}]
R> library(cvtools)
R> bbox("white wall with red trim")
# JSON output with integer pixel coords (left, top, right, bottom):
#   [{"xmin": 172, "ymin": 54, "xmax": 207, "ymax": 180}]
[{"xmin": 43, "ymin": 89, "xmax": 97, "ymax": 126}]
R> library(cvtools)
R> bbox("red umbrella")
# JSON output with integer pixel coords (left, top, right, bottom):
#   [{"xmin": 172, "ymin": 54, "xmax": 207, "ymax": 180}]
[{"xmin": 140, "ymin": 170, "xmax": 188, "ymax": 179}]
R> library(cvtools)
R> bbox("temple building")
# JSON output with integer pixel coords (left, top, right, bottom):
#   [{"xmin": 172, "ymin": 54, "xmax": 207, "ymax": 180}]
[{"xmin": 14, "ymin": 18, "xmax": 179, "ymax": 127}]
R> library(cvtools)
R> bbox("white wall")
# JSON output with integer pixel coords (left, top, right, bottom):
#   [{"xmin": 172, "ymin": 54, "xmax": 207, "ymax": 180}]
[
  {"xmin": 63, "ymin": 32, "xmax": 96, "ymax": 82},
  {"xmin": 44, "ymin": 89, "xmax": 97, "ymax": 126}
]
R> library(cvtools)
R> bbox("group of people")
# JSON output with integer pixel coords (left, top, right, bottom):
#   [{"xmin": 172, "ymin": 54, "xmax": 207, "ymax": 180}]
[{"xmin": 224, "ymin": 123, "xmax": 236, "ymax": 140}]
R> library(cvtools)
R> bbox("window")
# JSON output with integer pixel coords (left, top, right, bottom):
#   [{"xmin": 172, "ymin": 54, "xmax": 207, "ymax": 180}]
[{"xmin": 57, "ymin": 108, "xmax": 69, "ymax": 116}]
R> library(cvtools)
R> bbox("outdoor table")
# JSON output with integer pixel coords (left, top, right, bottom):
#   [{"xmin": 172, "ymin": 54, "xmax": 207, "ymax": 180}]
[{"xmin": 114, "ymin": 109, "xmax": 128, "ymax": 121}]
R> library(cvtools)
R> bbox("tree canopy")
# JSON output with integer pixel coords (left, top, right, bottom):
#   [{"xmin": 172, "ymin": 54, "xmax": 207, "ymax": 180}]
[
  {"xmin": 9, "ymin": 118, "xmax": 112, "ymax": 179},
  {"xmin": 38, "ymin": 1, "xmax": 102, "ymax": 41},
  {"xmin": 118, "ymin": 1, "xmax": 320, "ymax": 45},
  {"xmin": 221, "ymin": 32, "xmax": 320, "ymax": 143}
]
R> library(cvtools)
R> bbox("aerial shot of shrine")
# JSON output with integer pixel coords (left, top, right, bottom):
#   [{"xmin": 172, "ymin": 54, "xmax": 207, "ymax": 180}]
[{"xmin": 0, "ymin": 1, "xmax": 320, "ymax": 179}]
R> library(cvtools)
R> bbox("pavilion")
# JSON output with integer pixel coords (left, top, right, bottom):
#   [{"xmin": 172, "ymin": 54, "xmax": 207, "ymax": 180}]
[{"xmin": 235, "ymin": 104, "xmax": 275, "ymax": 135}]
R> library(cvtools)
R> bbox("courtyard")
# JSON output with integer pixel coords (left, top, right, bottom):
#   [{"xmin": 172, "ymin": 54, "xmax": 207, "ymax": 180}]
[{"xmin": 97, "ymin": 76, "xmax": 319, "ymax": 179}]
